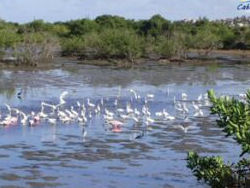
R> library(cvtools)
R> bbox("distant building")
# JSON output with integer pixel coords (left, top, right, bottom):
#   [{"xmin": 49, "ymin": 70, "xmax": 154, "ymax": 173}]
[{"xmin": 214, "ymin": 16, "xmax": 250, "ymax": 27}]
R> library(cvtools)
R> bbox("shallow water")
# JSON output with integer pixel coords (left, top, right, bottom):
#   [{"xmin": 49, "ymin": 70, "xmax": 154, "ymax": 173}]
[{"xmin": 0, "ymin": 61, "xmax": 249, "ymax": 188}]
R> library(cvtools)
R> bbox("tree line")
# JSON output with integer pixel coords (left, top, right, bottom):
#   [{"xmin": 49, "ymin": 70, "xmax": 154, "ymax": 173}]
[{"xmin": 0, "ymin": 15, "xmax": 249, "ymax": 64}]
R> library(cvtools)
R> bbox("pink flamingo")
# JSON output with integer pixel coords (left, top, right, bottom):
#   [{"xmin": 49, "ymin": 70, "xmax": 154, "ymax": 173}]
[
  {"xmin": 1, "ymin": 116, "xmax": 18, "ymax": 127},
  {"xmin": 112, "ymin": 126, "xmax": 122, "ymax": 133},
  {"xmin": 29, "ymin": 112, "xmax": 40, "ymax": 126},
  {"xmin": 1, "ymin": 105, "xmax": 18, "ymax": 127},
  {"xmin": 108, "ymin": 120, "xmax": 123, "ymax": 133},
  {"xmin": 10, "ymin": 117, "xmax": 18, "ymax": 125}
]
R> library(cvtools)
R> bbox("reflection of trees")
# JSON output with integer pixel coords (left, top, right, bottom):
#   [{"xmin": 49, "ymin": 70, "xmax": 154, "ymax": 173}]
[
  {"xmin": 0, "ymin": 71, "xmax": 16, "ymax": 99},
  {"xmin": 0, "ymin": 68, "xmax": 54, "ymax": 99},
  {"xmin": 0, "ymin": 62, "xmax": 249, "ymax": 95},
  {"xmin": 62, "ymin": 62, "xmax": 250, "ymax": 87},
  {"xmin": 0, "ymin": 87, "xmax": 15, "ymax": 99}
]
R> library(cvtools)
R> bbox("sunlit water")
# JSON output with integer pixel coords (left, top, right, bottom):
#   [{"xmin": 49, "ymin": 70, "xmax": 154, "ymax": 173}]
[{"xmin": 0, "ymin": 61, "xmax": 249, "ymax": 188}]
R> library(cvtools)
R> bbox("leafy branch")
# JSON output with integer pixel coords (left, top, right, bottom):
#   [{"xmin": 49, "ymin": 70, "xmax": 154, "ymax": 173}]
[
  {"xmin": 208, "ymin": 89, "xmax": 250, "ymax": 156},
  {"xmin": 187, "ymin": 90, "xmax": 250, "ymax": 188}
]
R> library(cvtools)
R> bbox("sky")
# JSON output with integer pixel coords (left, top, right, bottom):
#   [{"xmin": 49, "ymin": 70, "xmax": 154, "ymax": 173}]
[{"xmin": 0, "ymin": 0, "xmax": 249, "ymax": 23}]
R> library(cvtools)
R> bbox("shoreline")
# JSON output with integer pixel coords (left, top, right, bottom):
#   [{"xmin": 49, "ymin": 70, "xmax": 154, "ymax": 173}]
[
  {"xmin": 0, "ymin": 49, "xmax": 250, "ymax": 69},
  {"xmin": 75, "ymin": 49, "xmax": 250, "ymax": 67}
]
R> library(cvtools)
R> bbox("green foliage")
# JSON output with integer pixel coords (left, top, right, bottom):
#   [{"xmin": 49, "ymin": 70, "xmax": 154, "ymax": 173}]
[
  {"xmin": 62, "ymin": 29, "xmax": 144, "ymax": 61},
  {"xmin": 189, "ymin": 26, "xmax": 222, "ymax": 51},
  {"xmin": 236, "ymin": 158, "xmax": 250, "ymax": 178},
  {"xmin": 187, "ymin": 152, "xmax": 234, "ymax": 188},
  {"xmin": 99, "ymin": 29, "xmax": 144, "ymax": 61},
  {"xmin": 26, "ymin": 20, "xmax": 52, "ymax": 32},
  {"xmin": 0, "ymin": 15, "xmax": 250, "ymax": 65},
  {"xmin": 61, "ymin": 37, "xmax": 85, "ymax": 56},
  {"xmin": 67, "ymin": 19, "xmax": 99, "ymax": 36},
  {"xmin": 187, "ymin": 90, "xmax": 250, "ymax": 188},
  {"xmin": 215, "ymin": 24, "xmax": 236, "ymax": 49},
  {"xmin": 95, "ymin": 15, "xmax": 134, "ymax": 30},
  {"xmin": 154, "ymin": 32, "xmax": 189, "ymax": 58},
  {"xmin": 208, "ymin": 89, "xmax": 250, "ymax": 156},
  {"xmin": 51, "ymin": 24, "xmax": 70, "ymax": 37},
  {"xmin": 155, "ymin": 37, "xmax": 177, "ymax": 58},
  {"xmin": 138, "ymin": 15, "xmax": 170, "ymax": 37},
  {"xmin": 0, "ymin": 30, "xmax": 20, "ymax": 48},
  {"xmin": 59, "ymin": 15, "xmax": 250, "ymax": 60},
  {"xmin": 244, "ymin": 29, "xmax": 250, "ymax": 47},
  {"xmin": 187, "ymin": 152, "xmax": 250, "ymax": 188}
]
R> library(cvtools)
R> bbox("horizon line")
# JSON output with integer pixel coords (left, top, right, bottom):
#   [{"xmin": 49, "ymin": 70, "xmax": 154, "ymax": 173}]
[{"xmin": 1, "ymin": 14, "xmax": 250, "ymax": 24}]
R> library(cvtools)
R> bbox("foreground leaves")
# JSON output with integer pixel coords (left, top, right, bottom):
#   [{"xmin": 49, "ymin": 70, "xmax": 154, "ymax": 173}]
[
  {"xmin": 187, "ymin": 152, "xmax": 233, "ymax": 188},
  {"xmin": 187, "ymin": 90, "xmax": 250, "ymax": 188},
  {"xmin": 187, "ymin": 152, "xmax": 250, "ymax": 188},
  {"xmin": 208, "ymin": 90, "xmax": 250, "ymax": 156}
]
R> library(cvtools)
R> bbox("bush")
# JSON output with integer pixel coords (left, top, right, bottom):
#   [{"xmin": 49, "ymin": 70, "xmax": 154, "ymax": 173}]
[
  {"xmin": 189, "ymin": 28, "xmax": 222, "ymax": 53},
  {"xmin": 14, "ymin": 33, "xmax": 59, "ymax": 65},
  {"xmin": 67, "ymin": 19, "xmax": 99, "ymax": 36},
  {"xmin": 61, "ymin": 29, "xmax": 144, "ymax": 62},
  {"xmin": 51, "ymin": 24, "xmax": 70, "ymax": 37},
  {"xmin": 154, "ymin": 32, "xmax": 189, "ymax": 59},
  {"xmin": 1, "ymin": 15, "xmax": 250, "ymax": 65},
  {"xmin": 187, "ymin": 90, "xmax": 250, "ymax": 188},
  {"xmin": 244, "ymin": 29, "xmax": 250, "ymax": 48},
  {"xmin": 208, "ymin": 90, "xmax": 250, "ymax": 156},
  {"xmin": 0, "ymin": 30, "xmax": 20, "ymax": 48},
  {"xmin": 99, "ymin": 29, "xmax": 144, "ymax": 61},
  {"xmin": 95, "ymin": 15, "xmax": 133, "ymax": 30},
  {"xmin": 61, "ymin": 37, "xmax": 85, "ymax": 56},
  {"xmin": 138, "ymin": 14, "xmax": 170, "ymax": 37},
  {"xmin": 187, "ymin": 152, "xmax": 234, "ymax": 188},
  {"xmin": 26, "ymin": 20, "xmax": 52, "ymax": 32}
]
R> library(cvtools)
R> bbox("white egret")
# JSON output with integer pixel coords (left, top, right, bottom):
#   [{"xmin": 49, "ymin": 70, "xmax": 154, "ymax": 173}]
[
  {"xmin": 181, "ymin": 93, "xmax": 188, "ymax": 100},
  {"xmin": 126, "ymin": 104, "xmax": 133, "ymax": 114},
  {"xmin": 59, "ymin": 91, "xmax": 69, "ymax": 105},
  {"xmin": 147, "ymin": 94, "xmax": 154, "ymax": 99},
  {"xmin": 87, "ymin": 98, "xmax": 95, "ymax": 108},
  {"xmin": 173, "ymin": 125, "xmax": 197, "ymax": 133}
]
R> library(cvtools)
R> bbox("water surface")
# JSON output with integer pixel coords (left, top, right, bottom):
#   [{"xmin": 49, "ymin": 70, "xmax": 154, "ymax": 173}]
[{"xmin": 0, "ymin": 61, "xmax": 249, "ymax": 188}]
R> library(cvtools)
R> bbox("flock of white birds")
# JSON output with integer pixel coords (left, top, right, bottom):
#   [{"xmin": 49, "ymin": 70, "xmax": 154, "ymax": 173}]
[
  {"xmin": 0, "ymin": 88, "xmax": 215, "ymax": 138},
  {"xmin": 0, "ymin": 88, "xmax": 248, "ymax": 141}
]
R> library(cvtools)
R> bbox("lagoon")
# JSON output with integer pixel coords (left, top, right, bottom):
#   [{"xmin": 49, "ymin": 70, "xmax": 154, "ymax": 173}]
[{"xmin": 0, "ymin": 60, "xmax": 249, "ymax": 187}]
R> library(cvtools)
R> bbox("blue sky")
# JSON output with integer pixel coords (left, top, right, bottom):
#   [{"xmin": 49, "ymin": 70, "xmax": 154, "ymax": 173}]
[{"xmin": 0, "ymin": 0, "xmax": 249, "ymax": 23}]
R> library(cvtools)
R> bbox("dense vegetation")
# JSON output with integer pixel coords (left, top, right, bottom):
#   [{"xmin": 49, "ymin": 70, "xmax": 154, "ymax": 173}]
[
  {"xmin": 0, "ymin": 15, "xmax": 250, "ymax": 64},
  {"xmin": 187, "ymin": 90, "xmax": 250, "ymax": 188}
]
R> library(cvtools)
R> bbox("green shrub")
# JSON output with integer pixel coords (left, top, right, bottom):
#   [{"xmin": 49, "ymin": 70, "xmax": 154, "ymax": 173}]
[
  {"xmin": 61, "ymin": 37, "xmax": 85, "ymax": 56},
  {"xmin": 190, "ymin": 28, "xmax": 222, "ymax": 51},
  {"xmin": 99, "ymin": 29, "xmax": 144, "ymax": 61},
  {"xmin": 51, "ymin": 24, "xmax": 70, "ymax": 37},
  {"xmin": 61, "ymin": 29, "xmax": 144, "ymax": 62},
  {"xmin": 0, "ymin": 15, "xmax": 250, "ymax": 64},
  {"xmin": 138, "ymin": 14, "xmax": 170, "ymax": 37},
  {"xmin": 187, "ymin": 90, "xmax": 250, "ymax": 188},
  {"xmin": 0, "ymin": 30, "xmax": 20, "ymax": 48},
  {"xmin": 208, "ymin": 90, "xmax": 250, "ymax": 156},
  {"xmin": 95, "ymin": 15, "xmax": 134, "ymax": 30},
  {"xmin": 67, "ymin": 19, "xmax": 99, "ymax": 36},
  {"xmin": 26, "ymin": 20, "xmax": 52, "ymax": 32},
  {"xmin": 154, "ymin": 32, "xmax": 189, "ymax": 59},
  {"xmin": 187, "ymin": 152, "xmax": 234, "ymax": 188}
]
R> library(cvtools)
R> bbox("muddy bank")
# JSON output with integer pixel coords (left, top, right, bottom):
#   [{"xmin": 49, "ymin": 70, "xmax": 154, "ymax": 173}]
[
  {"xmin": 188, "ymin": 49, "xmax": 250, "ymax": 63},
  {"xmin": 0, "ymin": 50, "xmax": 250, "ymax": 69},
  {"xmin": 71, "ymin": 49, "xmax": 250, "ymax": 67},
  {"xmin": 75, "ymin": 51, "xmax": 250, "ymax": 67}
]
